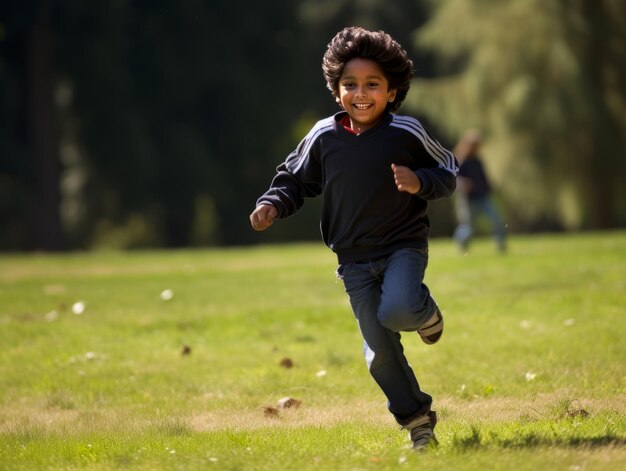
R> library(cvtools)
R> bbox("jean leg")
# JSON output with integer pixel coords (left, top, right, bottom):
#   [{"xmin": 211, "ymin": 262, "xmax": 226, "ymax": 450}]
[
  {"xmin": 482, "ymin": 197, "xmax": 506, "ymax": 250},
  {"xmin": 454, "ymin": 194, "xmax": 472, "ymax": 250},
  {"xmin": 340, "ymin": 262, "xmax": 432, "ymax": 420},
  {"xmin": 378, "ymin": 248, "xmax": 438, "ymax": 332}
]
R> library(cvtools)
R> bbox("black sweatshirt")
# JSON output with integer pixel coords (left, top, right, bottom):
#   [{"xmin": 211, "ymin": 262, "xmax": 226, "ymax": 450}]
[{"xmin": 257, "ymin": 111, "xmax": 459, "ymax": 264}]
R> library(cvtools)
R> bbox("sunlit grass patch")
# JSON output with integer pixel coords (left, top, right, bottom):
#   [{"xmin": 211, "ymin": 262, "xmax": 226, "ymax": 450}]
[{"xmin": 0, "ymin": 232, "xmax": 624, "ymax": 469}]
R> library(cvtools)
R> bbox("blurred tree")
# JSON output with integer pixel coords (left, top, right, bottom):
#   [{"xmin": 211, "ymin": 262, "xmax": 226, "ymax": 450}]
[
  {"xmin": 28, "ymin": 0, "xmax": 64, "ymax": 250},
  {"xmin": 57, "ymin": 0, "xmax": 305, "ymax": 248},
  {"xmin": 0, "ymin": 0, "xmax": 65, "ymax": 250},
  {"xmin": 407, "ymin": 0, "xmax": 626, "ymax": 230}
]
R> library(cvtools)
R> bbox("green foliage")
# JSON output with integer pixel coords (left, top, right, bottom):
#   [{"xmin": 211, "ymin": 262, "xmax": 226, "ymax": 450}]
[
  {"xmin": 0, "ymin": 233, "xmax": 624, "ymax": 469},
  {"xmin": 407, "ymin": 0, "xmax": 626, "ymax": 230}
]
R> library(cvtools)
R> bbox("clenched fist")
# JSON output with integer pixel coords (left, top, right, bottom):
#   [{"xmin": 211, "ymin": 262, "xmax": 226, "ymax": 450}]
[
  {"xmin": 250, "ymin": 204, "xmax": 278, "ymax": 231},
  {"xmin": 391, "ymin": 163, "xmax": 421, "ymax": 194}
]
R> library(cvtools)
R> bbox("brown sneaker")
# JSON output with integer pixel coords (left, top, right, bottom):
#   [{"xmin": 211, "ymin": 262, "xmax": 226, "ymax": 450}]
[
  {"xmin": 418, "ymin": 308, "xmax": 444, "ymax": 345},
  {"xmin": 403, "ymin": 411, "xmax": 438, "ymax": 450}
]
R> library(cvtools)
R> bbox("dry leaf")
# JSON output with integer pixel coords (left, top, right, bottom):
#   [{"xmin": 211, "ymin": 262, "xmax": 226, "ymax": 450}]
[
  {"xmin": 263, "ymin": 406, "xmax": 280, "ymax": 417},
  {"xmin": 279, "ymin": 357, "xmax": 294, "ymax": 369}
]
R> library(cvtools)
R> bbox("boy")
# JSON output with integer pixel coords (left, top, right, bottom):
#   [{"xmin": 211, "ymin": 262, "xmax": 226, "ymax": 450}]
[{"xmin": 249, "ymin": 26, "xmax": 458, "ymax": 450}]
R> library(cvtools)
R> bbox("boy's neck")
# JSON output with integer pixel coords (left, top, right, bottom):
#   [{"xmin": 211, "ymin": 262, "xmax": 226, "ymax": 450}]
[{"xmin": 340, "ymin": 114, "xmax": 385, "ymax": 135}]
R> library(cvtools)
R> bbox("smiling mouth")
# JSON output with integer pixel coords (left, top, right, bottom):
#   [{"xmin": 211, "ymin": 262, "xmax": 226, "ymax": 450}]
[{"xmin": 353, "ymin": 103, "xmax": 372, "ymax": 110}]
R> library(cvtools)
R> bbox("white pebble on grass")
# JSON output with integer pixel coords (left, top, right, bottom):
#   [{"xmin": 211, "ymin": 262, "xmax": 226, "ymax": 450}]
[
  {"xmin": 160, "ymin": 289, "xmax": 174, "ymax": 301},
  {"xmin": 525, "ymin": 371, "xmax": 537, "ymax": 381},
  {"xmin": 72, "ymin": 301, "xmax": 86, "ymax": 315},
  {"xmin": 85, "ymin": 352, "xmax": 97, "ymax": 360}
]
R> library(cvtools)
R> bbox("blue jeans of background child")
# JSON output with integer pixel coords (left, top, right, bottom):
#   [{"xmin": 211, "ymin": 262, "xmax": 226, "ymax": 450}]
[
  {"xmin": 337, "ymin": 248, "xmax": 437, "ymax": 422},
  {"xmin": 454, "ymin": 194, "xmax": 506, "ymax": 251}
]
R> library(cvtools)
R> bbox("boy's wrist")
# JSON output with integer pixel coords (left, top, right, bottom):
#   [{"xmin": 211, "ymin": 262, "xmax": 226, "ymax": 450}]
[{"xmin": 412, "ymin": 172, "xmax": 422, "ymax": 194}]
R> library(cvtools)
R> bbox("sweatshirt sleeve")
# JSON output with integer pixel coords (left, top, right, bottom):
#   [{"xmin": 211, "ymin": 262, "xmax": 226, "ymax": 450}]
[
  {"xmin": 256, "ymin": 121, "xmax": 328, "ymax": 219},
  {"xmin": 391, "ymin": 115, "xmax": 459, "ymax": 200},
  {"xmin": 415, "ymin": 125, "xmax": 458, "ymax": 200},
  {"xmin": 415, "ymin": 166, "xmax": 458, "ymax": 200},
  {"xmin": 390, "ymin": 115, "xmax": 459, "ymax": 200}
]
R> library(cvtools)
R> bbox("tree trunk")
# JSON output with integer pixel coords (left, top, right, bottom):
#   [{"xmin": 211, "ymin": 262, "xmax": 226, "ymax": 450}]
[
  {"xmin": 580, "ymin": 0, "xmax": 618, "ymax": 229},
  {"xmin": 27, "ymin": 0, "xmax": 64, "ymax": 250}
]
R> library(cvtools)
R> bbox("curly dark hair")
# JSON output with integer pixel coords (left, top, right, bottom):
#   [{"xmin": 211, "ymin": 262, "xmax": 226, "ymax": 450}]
[{"xmin": 322, "ymin": 27, "xmax": 414, "ymax": 113}]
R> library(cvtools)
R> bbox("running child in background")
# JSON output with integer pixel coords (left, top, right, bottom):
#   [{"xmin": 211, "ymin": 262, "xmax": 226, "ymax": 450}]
[
  {"xmin": 453, "ymin": 129, "xmax": 507, "ymax": 253},
  {"xmin": 249, "ymin": 26, "xmax": 458, "ymax": 450}
]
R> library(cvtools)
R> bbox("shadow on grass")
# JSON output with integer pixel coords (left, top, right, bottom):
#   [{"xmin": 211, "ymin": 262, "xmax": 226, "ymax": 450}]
[{"xmin": 450, "ymin": 425, "xmax": 625, "ymax": 451}]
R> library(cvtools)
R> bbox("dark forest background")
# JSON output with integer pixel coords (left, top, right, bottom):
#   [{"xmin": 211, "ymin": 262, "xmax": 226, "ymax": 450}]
[{"xmin": 1, "ymin": 0, "xmax": 624, "ymax": 251}]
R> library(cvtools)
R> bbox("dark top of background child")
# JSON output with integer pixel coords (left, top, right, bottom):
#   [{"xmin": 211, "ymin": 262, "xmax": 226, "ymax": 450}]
[
  {"xmin": 454, "ymin": 129, "xmax": 492, "ymax": 200},
  {"xmin": 458, "ymin": 159, "xmax": 491, "ymax": 199}
]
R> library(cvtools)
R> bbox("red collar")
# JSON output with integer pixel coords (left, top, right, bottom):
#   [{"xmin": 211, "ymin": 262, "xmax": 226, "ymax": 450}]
[{"xmin": 339, "ymin": 115, "xmax": 359, "ymax": 135}]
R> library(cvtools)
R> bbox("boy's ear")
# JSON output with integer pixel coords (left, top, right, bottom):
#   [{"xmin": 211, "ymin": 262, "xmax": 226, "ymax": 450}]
[
  {"xmin": 335, "ymin": 95, "xmax": 343, "ymax": 107},
  {"xmin": 388, "ymin": 89, "xmax": 397, "ymax": 103}
]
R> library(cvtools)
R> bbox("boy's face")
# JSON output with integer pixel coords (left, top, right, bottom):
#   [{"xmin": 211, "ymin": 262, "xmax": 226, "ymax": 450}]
[{"xmin": 336, "ymin": 58, "xmax": 397, "ymax": 134}]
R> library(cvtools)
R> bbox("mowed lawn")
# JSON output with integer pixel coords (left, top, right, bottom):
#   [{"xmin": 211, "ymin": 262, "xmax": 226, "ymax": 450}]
[{"xmin": 0, "ymin": 232, "xmax": 624, "ymax": 470}]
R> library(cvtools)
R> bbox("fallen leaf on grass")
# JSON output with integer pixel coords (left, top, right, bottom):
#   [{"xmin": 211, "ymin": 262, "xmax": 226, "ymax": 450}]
[
  {"xmin": 279, "ymin": 357, "xmax": 294, "ymax": 368},
  {"xmin": 263, "ymin": 406, "xmax": 280, "ymax": 418},
  {"xmin": 277, "ymin": 397, "xmax": 301, "ymax": 409},
  {"xmin": 181, "ymin": 345, "xmax": 192, "ymax": 356},
  {"xmin": 369, "ymin": 456, "xmax": 384, "ymax": 463}
]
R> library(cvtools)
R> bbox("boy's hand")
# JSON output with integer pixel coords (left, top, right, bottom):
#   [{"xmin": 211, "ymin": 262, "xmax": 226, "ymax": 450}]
[
  {"xmin": 250, "ymin": 204, "xmax": 278, "ymax": 231},
  {"xmin": 391, "ymin": 164, "xmax": 421, "ymax": 194}
]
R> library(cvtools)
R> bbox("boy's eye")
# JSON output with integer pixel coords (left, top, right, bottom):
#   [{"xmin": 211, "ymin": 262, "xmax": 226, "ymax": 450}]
[
  {"xmin": 368, "ymin": 82, "xmax": 380, "ymax": 88},
  {"xmin": 342, "ymin": 82, "xmax": 354, "ymax": 88}
]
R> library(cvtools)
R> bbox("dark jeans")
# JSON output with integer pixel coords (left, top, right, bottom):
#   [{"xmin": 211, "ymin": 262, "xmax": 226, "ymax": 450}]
[
  {"xmin": 454, "ymin": 194, "xmax": 506, "ymax": 251},
  {"xmin": 337, "ymin": 248, "xmax": 437, "ymax": 423}
]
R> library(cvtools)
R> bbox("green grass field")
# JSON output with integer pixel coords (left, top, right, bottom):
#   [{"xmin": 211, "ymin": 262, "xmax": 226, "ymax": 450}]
[{"xmin": 1, "ymin": 232, "xmax": 624, "ymax": 470}]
